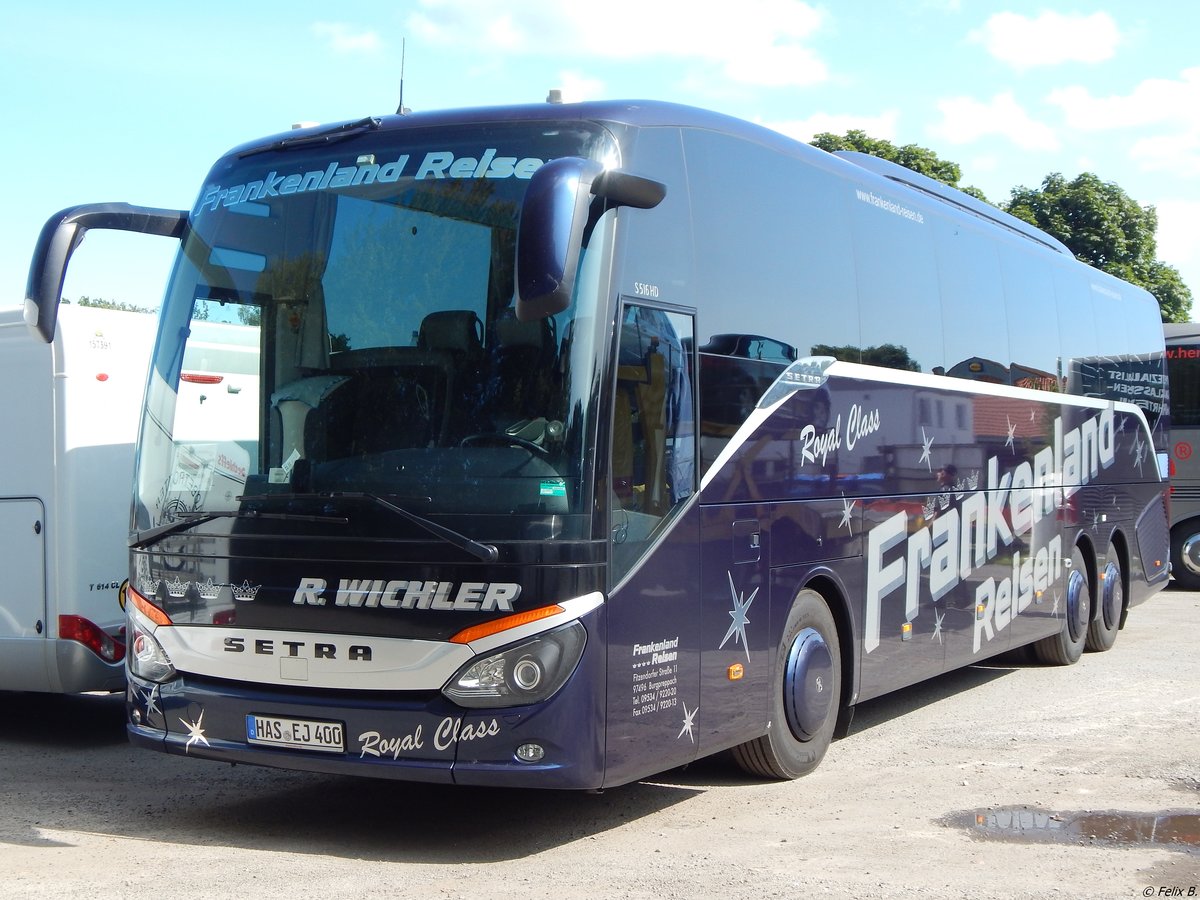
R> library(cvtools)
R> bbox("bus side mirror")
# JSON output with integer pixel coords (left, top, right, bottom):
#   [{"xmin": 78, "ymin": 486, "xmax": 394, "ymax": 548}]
[
  {"xmin": 25, "ymin": 203, "xmax": 187, "ymax": 342},
  {"xmin": 516, "ymin": 158, "xmax": 665, "ymax": 323}
]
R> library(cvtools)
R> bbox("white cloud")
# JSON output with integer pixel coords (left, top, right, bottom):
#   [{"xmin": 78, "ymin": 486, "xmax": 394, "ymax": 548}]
[
  {"xmin": 1046, "ymin": 68, "xmax": 1200, "ymax": 176},
  {"xmin": 407, "ymin": 0, "xmax": 828, "ymax": 88},
  {"xmin": 929, "ymin": 92, "xmax": 1060, "ymax": 151},
  {"xmin": 552, "ymin": 72, "xmax": 606, "ymax": 104},
  {"xmin": 1155, "ymin": 200, "xmax": 1200, "ymax": 299},
  {"xmin": 763, "ymin": 110, "xmax": 900, "ymax": 143},
  {"xmin": 311, "ymin": 22, "xmax": 383, "ymax": 54},
  {"xmin": 969, "ymin": 11, "xmax": 1121, "ymax": 69},
  {"xmin": 1047, "ymin": 68, "xmax": 1200, "ymax": 130},
  {"xmin": 1132, "ymin": 132, "xmax": 1200, "ymax": 177}
]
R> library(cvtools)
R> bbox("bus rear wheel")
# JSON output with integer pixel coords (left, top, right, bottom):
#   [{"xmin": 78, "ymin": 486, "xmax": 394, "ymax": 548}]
[
  {"xmin": 732, "ymin": 590, "xmax": 841, "ymax": 780},
  {"xmin": 1033, "ymin": 545, "xmax": 1090, "ymax": 666},
  {"xmin": 1085, "ymin": 544, "xmax": 1122, "ymax": 652}
]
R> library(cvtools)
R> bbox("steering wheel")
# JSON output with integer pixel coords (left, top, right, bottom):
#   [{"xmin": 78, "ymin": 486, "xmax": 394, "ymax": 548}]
[{"xmin": 460, "ymin": 432, "xmax": 551, "ymax": 458}]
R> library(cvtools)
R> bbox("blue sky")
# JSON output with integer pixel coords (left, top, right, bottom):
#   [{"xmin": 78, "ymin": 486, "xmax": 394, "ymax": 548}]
[{"xmin": 3, "ymin": 1, "xmax": 1198, "ymax": 318}]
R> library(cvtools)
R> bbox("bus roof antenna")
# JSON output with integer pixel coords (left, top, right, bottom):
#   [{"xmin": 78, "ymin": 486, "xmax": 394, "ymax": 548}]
[{"xmin": 396, "ymin": 38, "xmax": 410, "ymax": 115}]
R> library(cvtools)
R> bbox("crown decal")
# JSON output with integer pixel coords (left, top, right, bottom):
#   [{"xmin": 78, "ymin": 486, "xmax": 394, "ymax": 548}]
[
  {"xmin": 232, "ymin": 580, "xmax": 262, "ymax": 602},
  {"xmin": 196, "ymin": 578, "xmax": 222, "ymax": 600},
  {"xmin": 164, "ymin": 576, "xmax": 189, "ymax": 598}
]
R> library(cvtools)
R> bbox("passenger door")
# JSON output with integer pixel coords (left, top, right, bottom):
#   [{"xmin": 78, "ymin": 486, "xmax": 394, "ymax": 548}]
[{"xmin": 603, "ymin": 303, "xmax": 702, "ymax": 785}]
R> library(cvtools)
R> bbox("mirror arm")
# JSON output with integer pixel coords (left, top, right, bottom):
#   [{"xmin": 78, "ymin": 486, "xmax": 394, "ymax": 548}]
[{"xmin": 25, "ymin": 203, "xmax": 186, "ymax": 342}]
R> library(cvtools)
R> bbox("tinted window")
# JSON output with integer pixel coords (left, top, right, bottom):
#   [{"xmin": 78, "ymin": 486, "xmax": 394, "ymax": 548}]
[
  {"xmin": 1168, "ymin": 343, "xmax": 1200, "ymax": 427},
  {"xmin": 852, "ymin": 184, "xmax": 942, "ymax": 374},
  {"xmin": 934, "ymin": 218, "xmax": 1009, "ymax": 382},
  {"xmin": 611, "ymin": 305, "xmax": 696, "ymax": 580},
  {"xmin": 616, "ymin": 127, "xmax": 693, "ymax": 308},
  {"xmin": 1000, "ymin": 241, "xmax": 1061, "ymax": 383},
  {"xmin": 682, "ymin": 130, "xmax": 859, "ymax": 361}
]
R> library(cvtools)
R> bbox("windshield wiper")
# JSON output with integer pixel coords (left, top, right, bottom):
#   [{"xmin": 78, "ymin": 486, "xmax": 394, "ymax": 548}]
[
  {"xmin": 340, "ymin": 492, "xmax": 500, "ymax": 563},
  {"xmin": 239, "ymin": 116, "xmax": 383, "ymax": 158},
  {"xmin": 132, "ymin": 508, "xmax": 349, "ymax": 548}
]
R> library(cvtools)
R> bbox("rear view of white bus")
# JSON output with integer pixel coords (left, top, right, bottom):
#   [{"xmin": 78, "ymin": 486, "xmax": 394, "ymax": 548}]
[{"xmin": 0, "ymin": 305, "xmax": 153, "ymax": 692}]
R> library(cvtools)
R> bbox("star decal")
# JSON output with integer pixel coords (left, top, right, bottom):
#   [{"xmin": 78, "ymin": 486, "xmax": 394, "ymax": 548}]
[
  {"xmin": 1050, "ymin": 589, "xmax": 1061, "ymax": 617},
  {"xmin": 719, "ymin": 571, "xmax": 758, "ymax": 661},
  {"xmin": 919, "ymin": 427, "xmax": 934, "ymax": 472},
  {"xmin": 677, "ymin": 701, "xmax": 697, "ymax": 743},
  {"xmin": 838, "ymin": 494, "xmax": 856, "ymax": 536},
  {"xmin": 931, "ymin": 609, "xmax": 945, "ymax": 644},
  {"xmin": 1131, "ymin": 435, "xmax": 1147, "ymax": 472},
  {"xmin": 179, "ymin": 710, "xmax": 210, "ymax": 752},
  {"xmin": 1005, "ymin": 416, "xmax": 1016, "ymax": 451},
  {"xmin": 139, "ymin": 684, "xmax": 161, "ymax": 721}
]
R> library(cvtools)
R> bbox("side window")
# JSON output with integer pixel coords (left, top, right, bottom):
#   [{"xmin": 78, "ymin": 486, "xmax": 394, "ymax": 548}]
[
  {"xmin": 611, "ymin": 304, "xmax": 696, "ymax": 581},
  {"xmin": 853, "ymin": 187, "xmax": 942, "ymax": 374},
  {"xmin": 1169, "ymin": 345, "xmax": 1200, "ymax": 427}
]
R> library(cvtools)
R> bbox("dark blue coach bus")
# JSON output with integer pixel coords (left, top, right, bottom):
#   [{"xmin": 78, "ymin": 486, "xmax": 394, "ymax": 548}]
[{"xmin": 26, "ymin": 99, "xmax": 1170, "ymax": 788}]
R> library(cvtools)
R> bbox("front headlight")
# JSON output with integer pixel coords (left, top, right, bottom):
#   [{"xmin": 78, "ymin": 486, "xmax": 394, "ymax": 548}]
[
  {"xmin": 442, "ymin": 621, "xmax": 586, "ymax": 708},
  {"xmin": 128, "ymin": 619, "xmax": 177, "ymax": 682}
]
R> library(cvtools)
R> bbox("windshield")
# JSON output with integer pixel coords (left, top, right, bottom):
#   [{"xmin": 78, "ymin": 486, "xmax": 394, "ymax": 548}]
[{"xmin": 134, "ymin": 121, "xmax": 617, "ymax": 544}]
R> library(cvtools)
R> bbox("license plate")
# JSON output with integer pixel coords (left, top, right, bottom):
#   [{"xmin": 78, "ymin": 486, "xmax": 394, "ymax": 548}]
[{"xmin": 246, "ymin": 714, "xmax": 345, "ymax": 753}]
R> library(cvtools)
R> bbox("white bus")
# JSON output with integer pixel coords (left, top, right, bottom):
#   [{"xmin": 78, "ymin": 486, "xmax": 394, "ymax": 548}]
[{"xmin": 0, "ymin": 304, "xmax": 153, "ymax": 692}]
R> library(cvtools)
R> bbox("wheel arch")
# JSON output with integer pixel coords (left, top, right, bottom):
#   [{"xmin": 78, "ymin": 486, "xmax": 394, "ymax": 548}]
[
  {"xmin": 1072, "ymin": 529, "xmax": 1099, "ymax": 602},
  {"xmin": 800, "ymin": 572, "xmax": 856, "ymax": 737},
  {"xmin": 1104, "ymin": 526, "xmax": 1132, "ymax": 626}
]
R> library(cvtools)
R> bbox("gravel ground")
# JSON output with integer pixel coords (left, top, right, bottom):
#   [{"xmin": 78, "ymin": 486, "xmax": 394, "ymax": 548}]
[{"xmin": 1, "ymin": 587, "xmax": 1197, "ymax": 900}]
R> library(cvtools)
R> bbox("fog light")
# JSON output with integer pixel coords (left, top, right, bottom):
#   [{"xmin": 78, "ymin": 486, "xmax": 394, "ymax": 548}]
[{"xmin": 516, "ymin": 743, "xmax": 545, "ymax": 763}]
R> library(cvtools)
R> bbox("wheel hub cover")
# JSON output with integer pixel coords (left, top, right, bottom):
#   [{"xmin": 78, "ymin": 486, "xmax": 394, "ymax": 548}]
[
  {"xmin": 1101, "ymin": 561, "xmax": 1121, "ymax": 630},
  {"xmin": 784, "ymin": 627, "xmax": 833, "ymax": 741},
  {"xmin": 1066, "ymin": 569, "xmax": 1087, "ymax": 642},
  {"xmin": 1183, "ymin": 533, "xmax": 1200, "ymax": 577}
]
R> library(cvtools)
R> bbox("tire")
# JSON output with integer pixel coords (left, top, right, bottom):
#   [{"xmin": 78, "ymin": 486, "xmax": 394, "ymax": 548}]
[
  {"xmin": 733, "ymin": 590, "xmax": 841, "ymax": 780},
  {"xmin": 1170, "ymin": 525, "xmax": 1200, "ymax": 591},
  {"xmin": 1085, "ymin": 543, "xmax": 1122, "ymax": 652},
  {"xmin": 1033, "ymin": 545, "xmax": 1090, "ymax": 666}
]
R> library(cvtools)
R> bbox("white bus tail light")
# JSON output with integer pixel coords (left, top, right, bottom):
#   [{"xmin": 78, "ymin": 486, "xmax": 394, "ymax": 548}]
[
  {"xmin": 58, "ymin": 615, "xmax": 125, "ymax": 663},
  {"xmin": 442, "ymin": 621, "xmax": 586, "ymax": 709}
]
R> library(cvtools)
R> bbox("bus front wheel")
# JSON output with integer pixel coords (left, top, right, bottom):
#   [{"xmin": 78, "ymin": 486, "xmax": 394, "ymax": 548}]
[{"xmin": 732, "ymin": 590, "xmax": 841, "ymax": 780}]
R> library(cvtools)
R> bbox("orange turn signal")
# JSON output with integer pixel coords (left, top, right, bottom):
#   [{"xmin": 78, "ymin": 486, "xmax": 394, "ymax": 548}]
[
  {"xmin": 129, "ymin": 586, "xmax": 172, "ymax": 626},
  {"xmin": 450, "ymin": 604, "xmax": 565, "ymax": 644}
]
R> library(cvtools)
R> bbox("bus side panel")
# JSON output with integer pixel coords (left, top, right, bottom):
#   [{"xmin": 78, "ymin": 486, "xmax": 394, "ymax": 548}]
[
  {"xmin": 0, "ymin": 498, "xmax": 50, "ymax": 691},
  {"xmin": 697, "ymin": 503, "xmax": 771, "ymax": 758},
  {"xmin": 602, "ymin": 502, "xmax": 701, "ymax": 788},
  {"xmin": 452, "ymin": 604, "xmax": 608, "ymax": 789},
  {"xmin": 0, "ymin": 311, "xmax": 54, "ymax": 691}
]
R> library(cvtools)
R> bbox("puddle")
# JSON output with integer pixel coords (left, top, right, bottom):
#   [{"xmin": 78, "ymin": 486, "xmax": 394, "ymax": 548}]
[{"xmin": 949, "ymin": 807, "xmax": 1200, "ymax": 853}]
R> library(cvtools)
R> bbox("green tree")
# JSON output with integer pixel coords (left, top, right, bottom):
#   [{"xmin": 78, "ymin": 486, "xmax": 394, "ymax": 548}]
[
  {"xmin": 1005, "ymin": 173, "xmax": 1192, "ymax": 322},
  {"xmin": 811, "ymin": 342, "xmax": 921, "ymax": 372},
  {"xmin": 810, "ymin": 130, "xmax": 989, "ymax": 202},
  {"xmin": 74, "ymin": 295, "xmax": 155, "ymax": 314}
]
